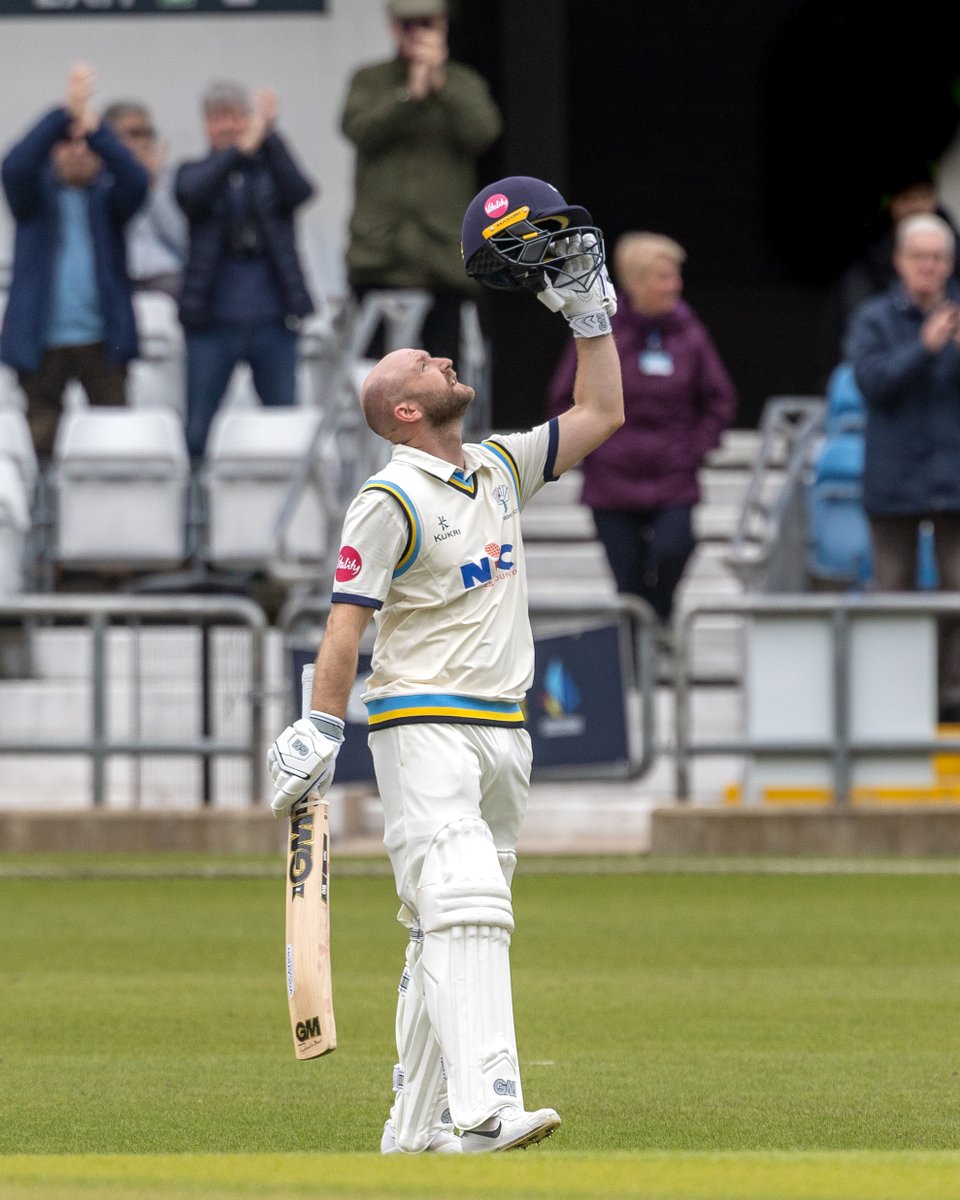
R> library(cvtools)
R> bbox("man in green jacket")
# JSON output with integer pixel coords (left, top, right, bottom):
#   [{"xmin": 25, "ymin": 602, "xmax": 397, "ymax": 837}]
[{"xmin": 340, "ymin": 0, "xmax": 502, "ymax": 364}]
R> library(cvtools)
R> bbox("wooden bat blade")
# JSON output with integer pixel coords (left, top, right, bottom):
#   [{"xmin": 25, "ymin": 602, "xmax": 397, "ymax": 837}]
[{"xmin": 285, "ymin": 793, "xmax": 336, "ymax": 1059}]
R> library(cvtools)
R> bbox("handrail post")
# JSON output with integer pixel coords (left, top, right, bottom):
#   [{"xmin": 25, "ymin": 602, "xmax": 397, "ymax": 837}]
[
  {"xmin": 248, "ymin": 617, "xmax": 266, "ymax": 807},
  {"xmin": 674, "ymin": 608, "xmax": 692, "ymax": 802},
  {"xmin": 832, "ymin": 606, "xmax": 851, "ymax": 806},
  {"xmin": 90, "ymin": 612, "xmax": 108, "ymax": 808}
]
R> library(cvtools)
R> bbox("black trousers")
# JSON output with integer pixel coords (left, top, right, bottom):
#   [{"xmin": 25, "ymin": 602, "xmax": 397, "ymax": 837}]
[
  {"xmin": 19, "ymin": 342, "xmax": 126, "ymax": 459},
  {"xmin": 591, "ymin": 504, "xmax": 695, "ymax": 623}
]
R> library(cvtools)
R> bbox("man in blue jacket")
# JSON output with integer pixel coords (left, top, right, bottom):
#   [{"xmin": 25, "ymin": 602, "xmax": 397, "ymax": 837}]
[
  {"xmin": 175, "ymin": 81, "xmax": 316, "ymax": 460},
  {"xmin": 0, "ymin": 63, "xmax": 149, "ymax": 459},
  {"xmin": 847, "ymin": 211, "xmax": 960, "ymax": 719}
]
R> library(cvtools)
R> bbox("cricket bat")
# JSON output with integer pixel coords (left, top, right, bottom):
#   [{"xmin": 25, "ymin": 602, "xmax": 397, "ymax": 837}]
[{"xmin": 284, "ymin": 664, "xmax": 336, "ymax": 1059}]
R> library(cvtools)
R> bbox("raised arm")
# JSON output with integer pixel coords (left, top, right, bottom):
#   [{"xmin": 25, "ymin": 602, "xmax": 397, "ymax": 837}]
[{"xmin": 553, "ymin": 333, "xmax": 623, "ymax": 476}]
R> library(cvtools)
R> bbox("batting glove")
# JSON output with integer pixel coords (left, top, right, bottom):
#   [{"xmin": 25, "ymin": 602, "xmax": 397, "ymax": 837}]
[
  {"xmin": 535, "ymin": 232, "xmax": 617, "ymax": 338},
  {"xmin": 268, "ymin": 711, "xmax": 345, "ymax": 819}
]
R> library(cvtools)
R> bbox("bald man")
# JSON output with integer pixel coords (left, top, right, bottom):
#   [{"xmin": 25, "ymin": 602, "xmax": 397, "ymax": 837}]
[{"xmin": 267, "ymin": 250, "xmax": 622, "ymax": 1154}]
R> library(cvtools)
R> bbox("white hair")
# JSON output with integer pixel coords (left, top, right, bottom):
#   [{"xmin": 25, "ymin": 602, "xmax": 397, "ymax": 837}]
[{"xmin": 896, "ymin": 212, "xmax": 955, "ymax": 257}]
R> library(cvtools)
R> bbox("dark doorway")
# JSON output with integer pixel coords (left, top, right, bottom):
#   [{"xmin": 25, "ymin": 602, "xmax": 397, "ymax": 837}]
[{"xmin": 453, "ymin": 0, "xmax": 960, "ymax": 430}]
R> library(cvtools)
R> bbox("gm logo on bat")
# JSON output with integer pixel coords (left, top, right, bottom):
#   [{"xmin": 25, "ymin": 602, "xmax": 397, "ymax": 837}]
[
  {"xmin": 289, "ymin": 809, "xmax": 314, "ymax": 899},
  {"xmin": 296, "ymin": 1016, "xmax": 322, "ymax": 1042}
]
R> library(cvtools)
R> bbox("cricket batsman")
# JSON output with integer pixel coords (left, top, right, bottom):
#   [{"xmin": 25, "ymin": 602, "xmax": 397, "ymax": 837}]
[{"xmin": 268, "ymin": 176, "xmax": 624, "ymax": 1153}]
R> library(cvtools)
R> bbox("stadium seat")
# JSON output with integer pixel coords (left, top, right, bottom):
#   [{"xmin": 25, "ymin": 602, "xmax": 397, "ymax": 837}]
[
  {"xmin": 129, "ymin": 291, "xmax": 186, "ymax": 415},
  {"xmin": 917, "ymin": 520, "xmax": 940, "ymax": 590},
  {"xmin": 0, "ymin": 456, "xmax": 29, "ymax": 593},
  {"xmin": 0, "ymin": 364, "xmax": 26, "ymax": 412},
  {"xmin": 825, "ymin": 362, "xmax": 866, "ymax": 433},
  {"xmin": 0, "ymin": 406, "xmax": 38, "ymax": 494},
  {"xmin": 202, "ymin": 407, "xmax": 333, "ymax": 570},
  {"xmin": 51, "ymin": 407, "xmax": 190, "ymax": 569},
  {"xmin": 807, "ymin": 432, "xmax": 871, "ymax": 585},
  {"xmin": 132, "ymin": 290, "xmax": 183, "ymax": 359},
  {"xmin": 808, "ymin": 432, "xmax": 944, "ymax": 590}
]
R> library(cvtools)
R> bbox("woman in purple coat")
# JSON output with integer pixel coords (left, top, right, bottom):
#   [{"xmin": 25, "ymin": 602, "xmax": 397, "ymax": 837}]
[{"xmin": 547, "ymin": 232, "xmax": 737, "ymax": 622}]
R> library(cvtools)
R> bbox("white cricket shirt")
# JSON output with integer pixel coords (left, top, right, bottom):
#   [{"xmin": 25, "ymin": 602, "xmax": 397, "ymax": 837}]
[{"xmin": 331, "ymin": 419, "xmax": 560, "ymax": 729}]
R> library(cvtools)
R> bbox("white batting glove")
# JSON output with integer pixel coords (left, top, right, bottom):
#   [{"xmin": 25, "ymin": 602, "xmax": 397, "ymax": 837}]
[
  {"xmin": 268, "ymin": 711, "xmax": 345, "ymax": 819},
  {"xmin": 535, "ymin": 233, "xmax": 617, "ymax": 337}
]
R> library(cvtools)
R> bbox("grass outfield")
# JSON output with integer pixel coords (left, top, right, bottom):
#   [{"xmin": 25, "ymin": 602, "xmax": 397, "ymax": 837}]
[
  {"xmin": 2, "ymin": 856, "xmax": 960, "ymax": 1197},
  {"xmin": 3, "ymin": 1151, "xmax": 960, "ymax": 1199}
]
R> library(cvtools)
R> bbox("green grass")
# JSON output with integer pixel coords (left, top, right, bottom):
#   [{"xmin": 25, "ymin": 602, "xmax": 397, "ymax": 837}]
[
  {"xmin": 2, "ymin": 858, "xmax": 960, "ymax": 1196},
  {"xmin": 3, "ymin": 1151, "xmax": 960, "ymax": 1200}
]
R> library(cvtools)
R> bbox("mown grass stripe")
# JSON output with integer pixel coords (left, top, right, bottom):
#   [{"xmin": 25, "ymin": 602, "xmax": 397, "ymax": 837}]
[{"xmin": 3, "ymin": 1151, "xmax": 960, "ymax": 1200}]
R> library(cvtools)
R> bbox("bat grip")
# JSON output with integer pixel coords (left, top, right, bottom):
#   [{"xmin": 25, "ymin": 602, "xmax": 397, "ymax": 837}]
[{"xmin": 301, "ymin": 663, "xmax": 315, "ymax": 721}]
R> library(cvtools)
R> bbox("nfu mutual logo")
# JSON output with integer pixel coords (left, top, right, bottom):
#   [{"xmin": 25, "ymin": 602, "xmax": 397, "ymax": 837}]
[{"xmin": 459, "ymin": 542, "xmax": 515, "ymax": 589}]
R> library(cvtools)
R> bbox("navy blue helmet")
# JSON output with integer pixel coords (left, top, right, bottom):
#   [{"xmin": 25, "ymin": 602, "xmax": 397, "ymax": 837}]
[{"xmin": 461, "ymin": 175, "xmax": 605, "ymax": 292}]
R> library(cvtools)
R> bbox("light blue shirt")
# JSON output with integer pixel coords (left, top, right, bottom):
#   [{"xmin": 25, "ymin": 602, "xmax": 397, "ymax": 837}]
[{"xmin": 45, "ymin": 187, "xmax": 104, "ymax": 348}]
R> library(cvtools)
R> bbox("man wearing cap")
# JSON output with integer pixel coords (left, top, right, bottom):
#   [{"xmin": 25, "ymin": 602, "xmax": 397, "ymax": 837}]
[
  {"xmin": 0, "ymin": 63, "xmax": 149, "ymax": 459},
  {"xmin": 268, "ymin": 176, "xmax": 622, "ymax": 1154},
  {"xmin": 340, "ymin": 0, "xmax": 502, "ymax": 363}
]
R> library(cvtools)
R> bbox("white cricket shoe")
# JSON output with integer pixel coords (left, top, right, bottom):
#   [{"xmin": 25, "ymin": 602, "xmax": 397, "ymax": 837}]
[
  {"xmin": 460, "ymin": 1105, "xmax": 561, "ymax": 1153},
  {"xmin": 380, "ymin": 1118, "xmax": 462, "ymax": 1155}
]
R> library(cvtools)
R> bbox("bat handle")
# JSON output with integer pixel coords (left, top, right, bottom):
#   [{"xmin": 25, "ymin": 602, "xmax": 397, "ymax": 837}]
[{"xmin": 301, "ymin": 663, "xmax": 315, "ymax": 722}]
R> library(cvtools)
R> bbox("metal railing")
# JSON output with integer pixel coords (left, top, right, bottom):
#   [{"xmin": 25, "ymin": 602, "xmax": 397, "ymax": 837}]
[
  {"xmin": 278, "ymin": 590, "xmax": 660, "ymax": 781},
  {"xmin": 724, "ymin": 395, "xmax": 824, "ymax": 593},
  {"xmin": 0, "ymin": 594, "xmax": 268, "ymax": 807},
  {"xmin": 674, "ymin": 592, "xmax": 960, "ymax": 805}
]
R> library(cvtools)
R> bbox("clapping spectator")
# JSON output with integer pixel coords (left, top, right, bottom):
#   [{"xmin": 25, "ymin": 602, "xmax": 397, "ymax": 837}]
[
  {"xmin": 340, "ymin": 0, "xmax": 501, "ymax": 363},
  {"xmin": 846, "ymin": 212, "xmax": 960, "ymax": 720},
  {"xmin": 0, "ymin": 63, "xmax": 149, "ymax": 459},
  {"xmin": 175, "ymin": 81, "xmax": 316, "ymax": 460},
  {"xmin": 827, "ymin": 166, "xmax": 960, "ymax": 366}
]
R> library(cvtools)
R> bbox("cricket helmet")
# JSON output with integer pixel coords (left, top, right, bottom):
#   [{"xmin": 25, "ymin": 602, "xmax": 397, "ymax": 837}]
[{"xmin": 461, "ymin": 175, "xmax": 605, "ymax": 292}]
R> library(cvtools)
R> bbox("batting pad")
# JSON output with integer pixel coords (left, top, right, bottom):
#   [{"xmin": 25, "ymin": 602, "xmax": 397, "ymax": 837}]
[
  {"xmin": 417, "ymin": 818, "xmax": 523, "ymax": 1130},
  {"xmin": 390, "ymin": 925, "xmax": 453, "ymax": 1153}
]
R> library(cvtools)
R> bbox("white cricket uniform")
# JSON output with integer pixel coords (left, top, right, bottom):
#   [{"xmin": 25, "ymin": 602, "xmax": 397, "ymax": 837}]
[{"xmin": 331, "ymin": 419, "xmax": 560, "ymax": 911}]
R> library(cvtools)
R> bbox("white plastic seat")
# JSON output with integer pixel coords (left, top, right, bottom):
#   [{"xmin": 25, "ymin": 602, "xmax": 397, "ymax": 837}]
[
  {"xmin": 132, "ymin": 290, "xmax": 184, "ymax": 359},
  {"xmin": 0, "ymin": 364, "xmax": 26, "ymax": 412},
  {"xmin": 52, "ymin": 407, "xmax": 190, "ymax": 569},
  {"xmin": 220, "ymin": 363, "xmax": 260, "ymax": 411},
  {"xmin": 129, "ymin": 291, "xmax": 186, "ymax": 416},
  {"xmin": 0, "ymin": 406, "xmax": 38, "ymax": 493},
  {"xmin": 0, "ymin": 457, "xmax": 29, "ymax": 593},
  {"xmin": 127, "ymin": 356, "xmax": 187, "ymax": 415},
  {"xmin": 203, "ymin": 407, "xmax": 332, "ymax": 569}
]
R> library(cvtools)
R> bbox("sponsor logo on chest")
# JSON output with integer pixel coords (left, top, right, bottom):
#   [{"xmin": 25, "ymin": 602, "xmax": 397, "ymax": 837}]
[{"xmin": 459, "ymin": 542, "xmax": 516, "ymax": 589}]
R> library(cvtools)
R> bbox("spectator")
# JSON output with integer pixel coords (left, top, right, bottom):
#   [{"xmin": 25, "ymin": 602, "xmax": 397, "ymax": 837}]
[
  {"xmin": 175, "ymin": 81, "xmax": 316, "ymax": 460},
  {"xmin": 0, "ymin": 63, "xmax": 149, "ymax": 459},
  {"xmin": 547, "ymin": 231, "xmax": 736, "ymax": 626},
  {"xmin": 846, "ymin": 211, "xmax": 960, "ymax": 721},
  {"xmin": 103, "ymin": 100, "xmax": 187, "ymax": 300},
  {"xmin": 340, "ymin": 0, "xmax": 502, "ymax": 363},
  {"xmin": 827, "ymin": 166, "xmax": 960, "ymax": 366}
]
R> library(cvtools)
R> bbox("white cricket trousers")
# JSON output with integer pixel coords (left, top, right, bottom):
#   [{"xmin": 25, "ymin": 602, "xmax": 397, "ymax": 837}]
[{"xmin": 370, "ymin": 722, "xmax": 533, "ymax": 922}]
